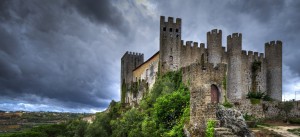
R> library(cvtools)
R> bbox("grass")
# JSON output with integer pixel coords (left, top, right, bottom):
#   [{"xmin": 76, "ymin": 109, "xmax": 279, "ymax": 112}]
[{"xmin": 287, "ymin": 128, "xmax": 300, "ymax": 136}]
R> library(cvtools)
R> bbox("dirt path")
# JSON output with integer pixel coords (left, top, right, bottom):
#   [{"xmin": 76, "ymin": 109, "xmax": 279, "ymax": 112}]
[{"xmin": 259, "ymin": 125, "xmax": 300, "ymax": 137}]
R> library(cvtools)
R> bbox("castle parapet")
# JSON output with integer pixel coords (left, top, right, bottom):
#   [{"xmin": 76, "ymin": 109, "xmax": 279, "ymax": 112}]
[
  {"xmin": 200, "ymin": 43, "xmax": 205, "ymax": 49},
  {"xmin": 193, "ymin": 42, "xmax": 198, "ymax": 48},
  {"xmin": 160, "ymin": 16, "xmax": 181, "ymax": 25},
  {"xmin": 248, "ymin": 51, "xmax": 253, "ymax": 55},
  {"xmin": 242, "ymin": 50, "xmax": 247, "ymax": 55}
]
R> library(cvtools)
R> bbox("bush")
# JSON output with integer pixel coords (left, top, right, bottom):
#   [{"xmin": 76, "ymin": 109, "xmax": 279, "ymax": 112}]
[
  {"xmin": 289, "ymin": 118, "xmax": 300, "ymax": 124},
  {"xmin": 288, "ymin": 128, "xmax": 300, "ymax": 136},
  {"xmin": 222, "ymin": 101, "xmax": 233, "ymax": 108},
  {"xmin": 250, "ymin": 98, "xmax": 261, "ymax": 104},
  {"xmin": 246, "ymin": 91, "xmax": 265, "ymax": 99},
  {"xmin": 205, "ymin": 119, "xmax": 216, "ymax": 137},
  {"xmin": 153, "ymin": 85, "xmax": 190, "ymax": 130}
]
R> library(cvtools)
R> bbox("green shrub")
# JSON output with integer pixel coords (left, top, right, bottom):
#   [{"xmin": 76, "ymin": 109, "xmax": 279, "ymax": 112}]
[
  {"xmin": 289, "ymin": 118, "xmax": 300, "ymax": 124},
  {"xmin": 153, "ymin": 85, "xmax": 190, "ymax": 130},
  {"xmin": 250, "ymin": 98, "xmax": 261, "ymax": 104},
  {"xmin": 288, "ymin": 128, "xmax": 300, "ymax": 136},
  {"xmin": 262, "ymin": 95, "xmax": 273, "ymax": 101},
  {"xmin": 243, "ymin": 113, "xmax": 255, "ymax": 121},
  {"xmin": 205, "ymin": 119, "xmax": 216, "ymax": 137},
  {"xmin": 222, "ymin": 101, "xmax": 233, "ymax": 108},
  {"xmin": 246, "ymin": 91, "xmax": 265, "ymax": 99}
]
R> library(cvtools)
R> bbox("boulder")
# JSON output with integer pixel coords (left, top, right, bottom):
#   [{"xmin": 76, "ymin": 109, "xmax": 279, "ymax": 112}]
[{"xmin": 216, "ymin": 105, "xmax": 254, "ymax": 137}]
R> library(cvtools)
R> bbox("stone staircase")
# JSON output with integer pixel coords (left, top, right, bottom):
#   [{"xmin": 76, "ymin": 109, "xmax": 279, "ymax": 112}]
[
  {"xmin": 213, "ymin": 119, "xmax": 238, "ymax": 137},
  {"xmin": 214, "ymin": 127, "xmax": 238, "ymax": 137}
]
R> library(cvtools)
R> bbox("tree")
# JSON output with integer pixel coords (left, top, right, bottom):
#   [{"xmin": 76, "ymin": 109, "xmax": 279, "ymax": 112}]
[{"xmin": 278, "ymin": 101, "xmax": 294, "ymax": 123}]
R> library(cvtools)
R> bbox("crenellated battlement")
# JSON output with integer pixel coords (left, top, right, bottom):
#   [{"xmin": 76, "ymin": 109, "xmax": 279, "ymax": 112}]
[
  {"xmin": 248, "ymin": 51, "xmax": 253, "ymax": 55},
  {"xmin": 200, "ymin": 43, "xmax": 205, "ymax": 49},
  {"xmin": 207, "ymin": 29, "xmax": 222, "ymax": 35},
  {"xmin": 123, "ymin": 51, "xmax": 144, "ymax": 58},
  {"xmin": 259, "ymin": 53, "xmax": 264, "ymax": 58},
  {"xmin": 265, "ymin": 40, "xmax": 282, "ymax": 48},
  {"xmin": 193, "ymin": 42, "xmax": 198, "ymax": 48},
  {"xmin": 160, "ymin": 16, "xmax": 181, "ymax": 25},
  {"xmin": 227, "ymin": 33, "xmax": 242, "ymax": 39},
  {"xmin": 242, "ymin": 50, "xmax": 247, "ymax": 55}
]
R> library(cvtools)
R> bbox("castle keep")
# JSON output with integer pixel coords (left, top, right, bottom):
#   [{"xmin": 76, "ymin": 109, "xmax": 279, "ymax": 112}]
[{"xmin": 121, "ymin": 16, "xmax": 282, "ymax": 106}]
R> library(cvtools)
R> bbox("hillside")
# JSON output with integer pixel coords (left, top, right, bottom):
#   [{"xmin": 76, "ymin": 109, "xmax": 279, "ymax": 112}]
[{"xmin": 0, "ymin": 70, "xmax": 190, "ymax": 137}]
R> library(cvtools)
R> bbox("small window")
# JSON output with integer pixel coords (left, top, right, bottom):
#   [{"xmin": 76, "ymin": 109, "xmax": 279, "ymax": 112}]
[
  {"xmin": 169, "ymin": 28, "xmax": 172, "ymax": 32},
  {"xmin": 176, "ymin": 29, "xmax": 179, "ymax": 32},
  {"xmin": 176, "ymin": 34, "xmax": 179, "ymax": 38},
  {"xmin": 163, "ymin": 27, "xmax": 166, "ymax": 31}
]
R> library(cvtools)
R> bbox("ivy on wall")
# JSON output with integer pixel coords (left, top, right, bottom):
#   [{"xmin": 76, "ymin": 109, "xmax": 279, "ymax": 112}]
[
  {"xmin": 251, "ymin": 60, "xmax": 261, "ymax": 92},
  {"xmin": 121, "ymin": 80, "xmax": 127, "ymax": 104}
]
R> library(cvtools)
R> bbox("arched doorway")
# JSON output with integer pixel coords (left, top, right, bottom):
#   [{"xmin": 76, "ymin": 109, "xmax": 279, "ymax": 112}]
[{"xmin": 211, "ymin": 84, "xmax": 220, "ymax": 103}]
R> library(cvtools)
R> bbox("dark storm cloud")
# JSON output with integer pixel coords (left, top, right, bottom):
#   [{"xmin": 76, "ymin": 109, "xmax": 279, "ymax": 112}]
[
  {"xmin": 1, "ymin": 0, "xmax": 300, "ymax": 112},
  {"xmin": 0, "ymin": 0, "xmax": 128, "ymax": 112},
  {"xmin": 68, "ymin": 0, "xmax": 129, "ymax": 35},
  {"xmin": 226, "ymin": 0, "xmax": 285, "ymax": 23}
]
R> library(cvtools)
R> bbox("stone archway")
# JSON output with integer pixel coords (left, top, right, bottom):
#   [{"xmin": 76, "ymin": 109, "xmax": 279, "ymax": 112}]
[{"xmin": 211, "ymin": 84, "xmax": 220, "ymax": 103}]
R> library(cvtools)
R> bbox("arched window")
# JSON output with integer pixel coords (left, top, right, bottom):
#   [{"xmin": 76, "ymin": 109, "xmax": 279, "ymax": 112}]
[{"xmin": 169, "ymin": 56, "xmax": 173, "ymax": 66}]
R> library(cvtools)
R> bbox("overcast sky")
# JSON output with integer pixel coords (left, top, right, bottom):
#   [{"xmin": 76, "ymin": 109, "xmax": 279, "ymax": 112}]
[{"xmin": 0, "ymin": 0, "xmax": 299, "ymax": 113}]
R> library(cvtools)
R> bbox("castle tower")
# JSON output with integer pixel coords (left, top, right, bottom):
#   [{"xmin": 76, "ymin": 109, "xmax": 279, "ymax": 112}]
[
  {"xmin": 159, "ymin": 16, "xmax": 182, "ymax": 74},
  {"xmin": 207, "ymin": 29, "xmax": 222, "ymax": 67},
  {"xmin": 121, "ymin": 52, "xmax": 144, "ymax": 103},
  {"xmin": 265, "ymin": 41, "xmax": 282, "ymax": 101},
  {"xmin": 227, "ymin": 33, "xmax": 243, "ymax": 100}
]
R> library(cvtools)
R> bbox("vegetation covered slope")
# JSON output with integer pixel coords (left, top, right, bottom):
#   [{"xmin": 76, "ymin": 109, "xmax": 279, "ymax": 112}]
[
  {"xmin": 0, "ymin": 70, "xmax": 190, "ymax": 137},
  {"xmin": 91, "ymin": 70, "xmax": 190, "ymax": 137}
]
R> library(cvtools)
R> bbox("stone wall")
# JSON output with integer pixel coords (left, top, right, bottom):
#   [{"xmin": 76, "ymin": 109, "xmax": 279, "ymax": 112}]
[
  {"xmin": 182, "ymin": 63, "xmax": 226, "ymax": 136},
  {"xmin": 228, "ymin": 100, "xmax": 300, "ymax": 119}
]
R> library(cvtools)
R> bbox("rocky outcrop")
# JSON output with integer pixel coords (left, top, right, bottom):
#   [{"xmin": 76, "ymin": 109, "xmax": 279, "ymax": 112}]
[{"xmin": 216, "ymin": 106, "xmax": 254, "ymax": 137}]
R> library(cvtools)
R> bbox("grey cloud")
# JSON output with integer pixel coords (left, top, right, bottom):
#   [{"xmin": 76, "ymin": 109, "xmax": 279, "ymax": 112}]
[
  {"xmin": 68, "ymin": 0, "xmax": 129, "ymax": 35},
  {"xmin": 1, "ymin": 0, "xmax": 300, "ymax": 112}
]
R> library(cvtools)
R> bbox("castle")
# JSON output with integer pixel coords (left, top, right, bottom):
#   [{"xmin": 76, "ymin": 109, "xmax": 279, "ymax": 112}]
[
  {"xmin": 120, "ymin": 16, "xmax": 285, "ymax": 135},
  {"xmin": 121, "ymin": 16, "xmax": 282, "ymax": 106}
]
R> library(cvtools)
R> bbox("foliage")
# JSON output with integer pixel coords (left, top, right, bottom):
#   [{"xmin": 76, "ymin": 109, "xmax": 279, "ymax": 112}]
[
  {"xmin": 205, "ymin": 119, "xmax": 216, "ymax": 137},
  {"xmin": 121, "ymin": 80, "xmax": 127, "ymax": 104},
  {"xmin": 110, "ymin": 108, "xmax": 144, "ymax": 137},
  {"xmin": 247, "ymin": 91, "xmax": 265, "ymax": 99},
  {"xmin": 247, "ymin": 91, "xmax": 272, "ymax": 104},
  {"xmin": 278, "ymin": 101, "xmax": 294, "ymax": 122},
  {"xmin": 251, "ymin": 60, "xmax": 261, "ymax": 73},
  {"xmin": 153, "ymin": 85, "xmax": 190, "ymax": 130},
  {"xmin": 222, "ymin": 75, "xmax": 227, "ymax": 90},
  {"xmin": 243, "ymin": 113, "xmax": 255, "ymax": 121},
  {"xmin": 287, "ymin": 128, "xmax": 300, "ymax": 136},
  {"xmin": 222, "ymin": 101, "xmax": 233, "ymax": 108},
  {"xmin": 251, "ymin": 60, "xmax": 261, "ymax": 92},
  {"xmin": 262, "ymin": 95, "xmax": 273, "ymax": 101},
  {"xmin": 222, "ymin": 93, "xmax": 233, "ymax": 108},
  {"xmin": 288, "ymin": 118, "xmax": 300, "ymax": 124},
  {"xmin": 131, "ymin": 82, "xmax": 139, "ymax": 98},
  {"xmin": 1, "ymin": 71, "xmax": 190, "ymax": 137},
  {"xmin": 250, "ymin": 98, "xmax": 261, "ymax": 104}
]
